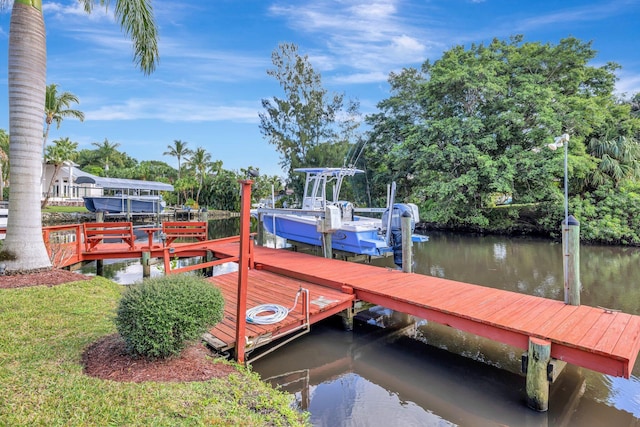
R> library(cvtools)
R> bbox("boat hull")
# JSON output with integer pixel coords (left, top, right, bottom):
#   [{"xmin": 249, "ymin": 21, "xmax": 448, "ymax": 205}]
[
  {"xmin": 83, "ymin": 196, "xmax": 165, "ymax": 214},
  {"xmin": 262, "ymin": 213, "xmax": 392, "ymax": 256}
]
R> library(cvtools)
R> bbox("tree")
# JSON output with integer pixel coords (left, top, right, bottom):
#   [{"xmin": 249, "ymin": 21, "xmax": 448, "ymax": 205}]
[
  {"xmin": 0, "ymin": 129, "xmax": 8, "ymax": 201},
  {"xmin": 1, "ymin": 0, "xmax": 159, "ymax": 273},
  {"xmin": 163, "ymin": 140, "xmax": 192, "ymax": 180},
  {"xmin": 259, "ymin": 42, "xmax": 360, "ymax": 193},
  {"xmin": 588, "ymin": 135, "xmax": 640, "ymax": 187},
  {"xmin": 43, "ymin": 83, "xmax": 84, "ymax": 151},
  {"xmin": 91, "ymin": 139, "xmax": 122, "ymax": 176},
  {"xmin": 365, "ymin": 36, "xmax": 640, "ymax": 231},
  {"xmin": 41, "ymin": 137, "xmax": 78, "ymax": 208},
  {"xmin": 186, "ymin": 147, "xmax": 212, "ymax": 206}
]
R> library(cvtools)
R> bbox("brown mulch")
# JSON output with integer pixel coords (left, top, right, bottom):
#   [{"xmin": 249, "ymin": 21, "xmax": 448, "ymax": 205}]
[
  {"xmin": 2, "ymin": 268, "xmax": 236, "ymax": 383},
  {"xmin": 82, "ymin": 334, "xmax": 236, "ymax": 382},
  {"xmin": 0, "ymin": 268, "xmax": 90, "ymax": 289}
]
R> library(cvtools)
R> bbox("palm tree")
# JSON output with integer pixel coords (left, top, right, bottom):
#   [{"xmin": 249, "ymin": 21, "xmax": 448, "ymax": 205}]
[
  {"xmin": 43, "ymin": 83, "xmax": 85, "ymax": 151},
  {"xmin": 1, "ymin": 0, "xmax": 158, "ymax": 273},
  {"xmin": 41, "ymin": 137, "xmax": 78, "ymax": 208},
  {"xmin": 186, "ymin": 147, "xmax": 212, "ymax": 206},
  {"xmin": 163, "ymin": 140, "xmax": 192, "ymax": 180},
  {"xmin": 0, "ymin": 129, "xmax": 8, "ymax": 201},
  {"xmin": 588, "ymin": 135, "xmax": 640, "ymax": 187},
  {"xmin": 92, "ymin": 139, "xmax": 121, "ymax": 176}
]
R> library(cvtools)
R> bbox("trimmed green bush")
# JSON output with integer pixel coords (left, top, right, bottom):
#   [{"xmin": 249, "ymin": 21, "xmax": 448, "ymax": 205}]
[{"xmin": 115, "ymin": 275, "xmax": 224, "ymax": 359}]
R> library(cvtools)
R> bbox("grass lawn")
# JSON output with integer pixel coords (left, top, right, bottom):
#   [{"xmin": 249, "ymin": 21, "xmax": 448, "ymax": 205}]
[{"xmin": 0, "ymin": 277, "xmax": 308, "ymax": 426}]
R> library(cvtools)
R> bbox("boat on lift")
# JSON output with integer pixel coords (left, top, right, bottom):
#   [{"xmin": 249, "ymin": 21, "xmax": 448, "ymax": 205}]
[{"xmin": 258, "ymin": 167, "xmax": 427, "ymax": 258}]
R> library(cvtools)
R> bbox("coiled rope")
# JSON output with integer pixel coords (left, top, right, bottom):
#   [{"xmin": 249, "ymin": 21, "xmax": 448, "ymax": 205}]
[{"xmin": 246, "ymin": 288, "xmax": 302, "ymax": 325}]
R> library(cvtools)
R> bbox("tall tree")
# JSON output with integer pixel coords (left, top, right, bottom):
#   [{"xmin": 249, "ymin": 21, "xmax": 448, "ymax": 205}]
[
  {"xmin": 163, "ymin": 139, "xmax": 192, "ymax": 180},
  {"xmin": 91, "ymin": 139, "xmax": 122, "ymax": 176},
  {"xmin": 186, "ymin": 147, "xmax": 211, "ymax": 206},
  {"xmin": 0, "ymin": 0, "xmax": 159, "ymax": 273},
  {"xmin": 259, "ymin": 42, "xmax": 360, "ymax": 191},
  {"xmin": 43, "ymin": 83, "xmax": 84, "ymax": 151},
  {"xmin": 41, "ymin": 137, "xmax": 78, "ymax": 208},
  {"xmin": 365, "ymin": 36, "xmax": 639, "ymax": 230},
  {"xmin": 0, "ymin": 130, "xmax": 8, "ymax": 201}
]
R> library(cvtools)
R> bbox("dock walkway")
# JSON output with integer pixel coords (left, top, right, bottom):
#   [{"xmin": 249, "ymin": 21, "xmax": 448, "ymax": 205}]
[{"xmin": 208, "ymin": 240, "xmax": 640, "ymax": 379}]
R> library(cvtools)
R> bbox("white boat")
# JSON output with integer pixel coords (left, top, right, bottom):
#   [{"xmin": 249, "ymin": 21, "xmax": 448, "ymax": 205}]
[{"xmin": 259, "ymin": 167, "xmax": 427, "ymax": 259}]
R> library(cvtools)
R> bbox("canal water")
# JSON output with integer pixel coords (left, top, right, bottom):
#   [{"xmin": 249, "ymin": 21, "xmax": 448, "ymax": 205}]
[{"xmin": 93, "ymin": 219, "xmax": 640, "ymax": 426}]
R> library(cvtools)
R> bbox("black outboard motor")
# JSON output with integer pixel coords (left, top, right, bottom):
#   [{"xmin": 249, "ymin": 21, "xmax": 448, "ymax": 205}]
[{"xmin": 382, "ymin": 203, "xmax": 416, "ymax": 267}]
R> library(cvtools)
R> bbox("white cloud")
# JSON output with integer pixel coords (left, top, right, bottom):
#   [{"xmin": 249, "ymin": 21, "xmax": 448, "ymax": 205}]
[
  {"xmin": 269, "ymin": 0, "xmax": 432, "ymax": 76},
  {"xmin": 85, "ymin": 98, "xmax": 260, "ymax": 123},
  {"xmin": 616, "ymin": 72, "xmax": 640, "ymax": 97}
]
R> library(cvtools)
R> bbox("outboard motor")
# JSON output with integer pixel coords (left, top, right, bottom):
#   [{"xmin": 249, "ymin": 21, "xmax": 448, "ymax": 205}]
[{"xmin": 382, "ymin": 203, "xmax": 418, "ymax": 267}]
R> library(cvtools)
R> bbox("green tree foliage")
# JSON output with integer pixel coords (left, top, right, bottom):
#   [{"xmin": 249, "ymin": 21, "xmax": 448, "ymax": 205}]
[
  {"xmin": 259, "ymin": 42, "xmax": 360, "ymax": 196},
  {"xmin": 365, "ymin": 36, "xmax": 640, "ymax": 236},
  {"xmin": 163, "ymin": 139, "xmax": 192, "ymax": 181},
  {"xmin": 42, "ymin": 137, "xmax": 78, "ymax": 208},
  {"xmin": 186, "ymin": 147, "xmax": 212, "ymax": 205},
  {"xmin": 43, "ymin": 83, "xmax": 84, "ymax": 150},
  {"xmin": 76, "ymin": 139, "xmax": 137, "ymax": 176},
  {"xmin": 115, "ymin": 275, "xmax": 224, "ymax": 359}
]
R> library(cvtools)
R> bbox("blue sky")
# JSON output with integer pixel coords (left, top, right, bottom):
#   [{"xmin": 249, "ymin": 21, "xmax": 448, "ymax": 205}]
[{"xmin": 1, "ymin": 0, "xmax": 639, "ymax": 178}]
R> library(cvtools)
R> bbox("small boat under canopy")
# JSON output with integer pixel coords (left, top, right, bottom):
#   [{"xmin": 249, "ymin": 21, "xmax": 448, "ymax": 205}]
[{"xmin": 76, "ymin": 176, "xmax": 173, "ymax": 214}]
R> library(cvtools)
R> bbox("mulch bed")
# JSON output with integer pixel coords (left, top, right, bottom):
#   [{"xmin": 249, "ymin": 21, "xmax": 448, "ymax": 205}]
[
  {"xmin": 2, "ymin": 268, "xmax": 235, "ymax": 382},
  {"xmin": 0, "ymin": 268, "xmax": 90, "ymax": 289}
]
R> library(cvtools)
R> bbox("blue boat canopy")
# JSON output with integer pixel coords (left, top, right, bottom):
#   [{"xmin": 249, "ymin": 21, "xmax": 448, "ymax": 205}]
[{"xmin": 75, "ymin": 176, "xmax": 174, "ymax": 192}]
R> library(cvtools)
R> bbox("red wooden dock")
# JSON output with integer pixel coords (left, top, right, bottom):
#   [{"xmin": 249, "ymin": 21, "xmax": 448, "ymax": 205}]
[
  {"xmin": 34, "ymin": 223, "xmax": 640, "ymax": 379},
  {"xmin": 208, "ymin": 240, "xmax": 640, "ymax": 379}
]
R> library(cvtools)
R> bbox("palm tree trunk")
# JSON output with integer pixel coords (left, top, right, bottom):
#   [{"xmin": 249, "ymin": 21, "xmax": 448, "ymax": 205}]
[
  {"xmin": 41, "ymin": 164, "xmax": 61, "ymax": 209},
  {"xmin": 3, "ymin": 1, "xmax": 52, "ymax": 272}
]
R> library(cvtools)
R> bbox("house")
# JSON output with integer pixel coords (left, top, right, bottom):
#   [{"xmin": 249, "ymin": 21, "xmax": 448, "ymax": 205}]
[{"xmin": 41, "ymin": 162, "xmax": 173, "ymax": 208}]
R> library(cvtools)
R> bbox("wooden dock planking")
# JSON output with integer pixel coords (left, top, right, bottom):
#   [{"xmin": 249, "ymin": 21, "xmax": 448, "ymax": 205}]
[
  {"xmin": 205, "ymin": 268, "xmax": 355, "ymax": 352},
  {"xmin": 211, "ymin": 243, "xmax": 640, "ymax": 378}
]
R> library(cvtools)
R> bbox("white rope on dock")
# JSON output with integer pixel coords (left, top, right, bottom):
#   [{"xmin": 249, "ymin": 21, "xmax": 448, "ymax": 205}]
[{"xmin": 246, "ymin": 288, "xmax": 302, "ymax": 325}]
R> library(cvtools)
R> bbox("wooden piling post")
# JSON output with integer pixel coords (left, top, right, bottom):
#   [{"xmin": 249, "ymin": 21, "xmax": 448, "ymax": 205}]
[
  {"xmin": 256, "ymin": 212, "xmax": 264, "ymax": 246},
  {"xmin": 401, "ymin": 211, "xmax": 412, "ymax": 273},
  {"xmin": 322, "ymin": 232, "xmax": 332, "ymax": 259},
  {"xmin": 565, "ymin": 215, "xmax": 580, "ymax": 306},
  {"xmin": 141, "ymin": 251, "xmax": 151, "ymax": 278},
  {"xmin": 96, "ymin": 211, "xmax": 104, "ymax": 223},
  {"xmin": 526, "ymin": 337, "xmax": 552, "ymax": 411},
  {"xmin": 96, "ymin": 259, "xmax": 103, "ymax": 277},
  {"xmin": 235, "ymin": 179, "xmax": 253, "ymax": 364}
]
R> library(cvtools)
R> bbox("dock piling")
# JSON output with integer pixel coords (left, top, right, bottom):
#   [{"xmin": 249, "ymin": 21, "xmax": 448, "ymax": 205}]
[
  {"xmin": 141, "ymin": 251, "xmax": 150, "ymax": 277},
  {"xmin": 401, "ymin": 211, "xmax": 413, "ymax": 273},
  {"xmin": 526, "ymin": 337, "xmax": 552, "ymax": 411},
  {"xmin": 565, "ymin": 215, "xmax": 581, "ymax": 305}
]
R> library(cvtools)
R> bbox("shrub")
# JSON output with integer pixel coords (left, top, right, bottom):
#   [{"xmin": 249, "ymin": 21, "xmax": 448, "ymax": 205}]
[{"xmin": 115, "ymin": 275, "xmax": 224, "ymax": 359}]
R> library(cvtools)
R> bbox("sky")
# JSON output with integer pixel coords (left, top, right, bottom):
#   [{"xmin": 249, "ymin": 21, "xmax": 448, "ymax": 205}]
[{"xmin": 1, "ymin": 0, "xmax": 639, "ymax": 178}]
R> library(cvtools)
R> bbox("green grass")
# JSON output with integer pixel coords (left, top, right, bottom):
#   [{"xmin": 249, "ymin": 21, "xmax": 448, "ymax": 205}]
[
  {"xmin": 42, "ymin": 205, "xmax": 90, "ymax": 213},
  {"xmin": 0, "ymin": 277, "xmax": 308, "ymax": 426}
]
